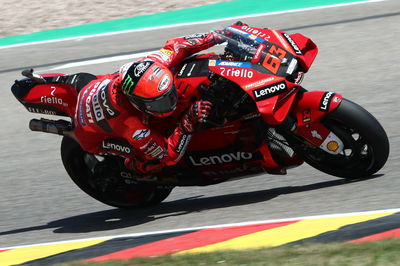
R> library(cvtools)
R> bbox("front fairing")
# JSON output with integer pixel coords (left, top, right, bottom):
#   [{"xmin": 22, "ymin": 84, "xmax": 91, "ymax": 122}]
[
  {"xmin": 217, "ymin": 24, "xmax": 318, "ymax": 73},
  {"xmin": 207, "ymin": 25, "xmax": 320, "ymax": 125}
]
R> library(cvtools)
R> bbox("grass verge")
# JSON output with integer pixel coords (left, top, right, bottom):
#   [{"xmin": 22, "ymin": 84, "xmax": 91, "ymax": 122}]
[{"xmin": 67, "ymin": 238, "xmax": 400, "ymax": 266}]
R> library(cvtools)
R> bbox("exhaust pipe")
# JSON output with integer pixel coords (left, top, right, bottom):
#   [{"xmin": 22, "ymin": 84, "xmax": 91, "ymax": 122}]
[{"xmin": 29, "ymin": 118, "xmax": 72, "ymax": 135}]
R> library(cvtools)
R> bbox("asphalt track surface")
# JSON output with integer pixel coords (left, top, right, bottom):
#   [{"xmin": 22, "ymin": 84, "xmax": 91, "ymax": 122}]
[{"xmin": 0, "ymin": 0, "xmax": 399, "ymax": 249}]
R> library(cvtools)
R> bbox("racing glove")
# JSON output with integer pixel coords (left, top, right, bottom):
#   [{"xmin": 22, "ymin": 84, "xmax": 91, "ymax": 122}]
[{"xmin": 180, "ymin": 100, "xmax": 213, "ymax": 133}]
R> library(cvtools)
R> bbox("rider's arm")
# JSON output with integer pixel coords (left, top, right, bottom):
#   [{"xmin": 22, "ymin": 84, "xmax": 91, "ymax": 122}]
[
  {"xmin": 123, "ymin": 101, "xmax": 212, "ymax": 173},
  {"xmin": 146, "ymin": 32, "xmax": 222, "ymax": 68}
]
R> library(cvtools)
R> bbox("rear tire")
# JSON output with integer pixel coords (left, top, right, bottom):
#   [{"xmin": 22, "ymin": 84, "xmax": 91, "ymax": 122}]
[
  {"xmin": 60, "ymin": 136, "xmax": 173, "ymax": 208},
  {"xmin": 292, "ymin": 98, "xmax": 389, "ymax": 179}
]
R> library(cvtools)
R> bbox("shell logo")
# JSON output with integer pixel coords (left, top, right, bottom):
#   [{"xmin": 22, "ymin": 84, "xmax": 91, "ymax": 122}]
[
  {"xmin": 327, "ymin": 141, "xmax": 339, "ymax": 152},
  {"xmin": 209, "ymin": 60, "xmax": 216, "ymax": 66}
]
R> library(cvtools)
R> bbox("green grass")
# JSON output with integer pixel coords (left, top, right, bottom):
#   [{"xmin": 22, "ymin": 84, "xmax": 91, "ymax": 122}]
[{"xmin": 66, "ymin": 238, "xmax": 400, "ymax": 266}]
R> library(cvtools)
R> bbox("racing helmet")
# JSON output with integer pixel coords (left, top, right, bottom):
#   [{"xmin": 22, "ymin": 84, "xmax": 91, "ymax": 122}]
[{"xmin": 119, "ymin": 60, "xmax": 178, "ymax": 117}]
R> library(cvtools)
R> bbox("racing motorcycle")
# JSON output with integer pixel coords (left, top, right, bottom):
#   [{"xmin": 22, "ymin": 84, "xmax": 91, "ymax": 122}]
[{"xmin": 11, "ymin": 23, "xmax": 390, "ymax": 208}]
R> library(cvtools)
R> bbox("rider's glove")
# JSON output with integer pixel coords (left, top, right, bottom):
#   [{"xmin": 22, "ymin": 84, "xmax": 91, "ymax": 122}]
[
  {"xmin": 211, "ymin": 30, "xmax": 228, "ymax": 44},
  {"xmin": 180, "ymin": 100, "xmax": 213, "ymax": 133}
]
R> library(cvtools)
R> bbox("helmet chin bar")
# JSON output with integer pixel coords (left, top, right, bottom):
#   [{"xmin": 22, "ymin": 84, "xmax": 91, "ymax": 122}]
[{"xmin": 128, "ymin": 97, "xmax": 176, "ymax": 118}]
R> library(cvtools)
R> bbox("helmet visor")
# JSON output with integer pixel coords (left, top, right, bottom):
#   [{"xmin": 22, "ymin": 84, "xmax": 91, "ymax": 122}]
[{"xmin": 130, "ymin": 85, "xmax": 178, "ymax": 114}]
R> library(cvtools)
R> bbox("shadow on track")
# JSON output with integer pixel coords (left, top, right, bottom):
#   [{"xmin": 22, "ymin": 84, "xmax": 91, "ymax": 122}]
[{"xmin": 0, "ymin": 175, "xmax": 381, "ymax": 236}]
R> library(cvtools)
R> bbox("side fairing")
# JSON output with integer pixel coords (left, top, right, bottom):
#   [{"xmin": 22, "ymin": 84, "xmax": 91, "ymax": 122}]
[{"xmin": 208, "ymin": 60, "xmax": 299, "ymax": 125}]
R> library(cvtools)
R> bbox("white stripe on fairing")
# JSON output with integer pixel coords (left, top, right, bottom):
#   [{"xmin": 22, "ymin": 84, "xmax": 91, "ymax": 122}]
[
  {"xmin": 1, "ymin": 207, "xmax": 399, "ymax": 250},
  {"xmin": 0, "ymin": 0, "xmax": 385, "ymax": 50}
]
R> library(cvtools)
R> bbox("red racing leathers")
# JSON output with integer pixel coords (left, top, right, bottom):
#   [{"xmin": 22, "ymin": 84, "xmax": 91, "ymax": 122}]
[{"xmin": 73, "ymin": 32, "xmax": 219, "ymax": 174}]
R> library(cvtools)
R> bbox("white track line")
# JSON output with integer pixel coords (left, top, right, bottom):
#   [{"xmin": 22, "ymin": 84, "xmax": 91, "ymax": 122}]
[
  {"xmin": 0, "ymin": 0, "xmax": 385, "ymax": 50},
  {"xmin": 49, "ymin": 50, "xmax": 157, "ymax": 70},
  {"xmin": 1, "ymin": 207, "xmax": 399, "ymax": 250}
]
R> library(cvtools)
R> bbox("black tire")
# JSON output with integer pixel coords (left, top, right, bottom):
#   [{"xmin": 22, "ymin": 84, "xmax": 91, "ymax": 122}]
[
  {"xmin": 60, "ymin": 136, "xmax": 173, "ymax": 208},
  {"xmin": 293, "ymin": 98, "xmax": 389, "ymax": 179}
]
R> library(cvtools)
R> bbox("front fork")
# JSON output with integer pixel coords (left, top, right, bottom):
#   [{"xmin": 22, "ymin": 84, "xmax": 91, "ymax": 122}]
[{"xmin": 289, "ymin": 90, "xmax": 344, "ymax": 154}]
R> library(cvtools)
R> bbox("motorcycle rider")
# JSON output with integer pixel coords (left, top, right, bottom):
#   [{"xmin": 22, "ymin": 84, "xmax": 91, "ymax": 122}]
[{"xmin": 51, "ymin": 30, "xmax": 225, "ymax": 175}]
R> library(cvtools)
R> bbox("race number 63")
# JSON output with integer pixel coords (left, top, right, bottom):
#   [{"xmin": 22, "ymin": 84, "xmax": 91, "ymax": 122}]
[{"xmin": 262, "ymin": 45, "xmax": 287, "ymax": 74}]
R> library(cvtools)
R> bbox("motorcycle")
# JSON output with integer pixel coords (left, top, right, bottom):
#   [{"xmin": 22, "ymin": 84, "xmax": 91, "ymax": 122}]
[{"xmin": 11, "ymin": 23, "xmax": 390, "ymax": 208}]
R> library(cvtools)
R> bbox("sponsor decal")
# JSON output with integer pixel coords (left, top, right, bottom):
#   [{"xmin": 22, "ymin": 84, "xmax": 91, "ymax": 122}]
[
  {"xmin": 78, "ymin": 88, "xmax": 89, "ymax": 126},
  {"xmin": 282, "ymin": 33, "xmax": 303, "ymax": 55},
  {"xmin": 79, "ymin": 81, "xmax": 113, "ymax": 132},
  {"xmin": 320, "ymin": 131, "xmax": 344, "ymax": 155},
  {"xmin": 90, "ymin": 80, "xmax": 113, "ymax": 132},
  {"xmin": 243, "ymin": 112, "xmax": 261, "ymax": 120},
  {"xmin": 150, "ymin": 66, "xmax": 165, "ymax": 80},
  {"xmin": 240, "ymin": 26, "xmax": 271, "ymax": 41},
  {"xmin": 244, "ymin": 77, "xmax": 275, "ymax": 90},
  {"xmin": 252, "ymin": 43, "xmax": 266, "ymax": 63},
  {"xmin": 286, "ymin": 58, "xmax": 298, "ymax": 75},
  {"xmin": 187, "ymin": 63, "xmax": 196, "ymax": 77},
  {"xmin": 158, "ymin": 74, "xmax": 171, "ymax": 92},
  {"xmin": 101, "ymin": 139, "xmax": 132, "ymax": 155},
  {"xmin": 175, "ymin": 134, "xmax": 191, "ymax": 154},
  {"xmin": 220, "ymin": 67, "xmax": 254, "ymax": 78},
  {"xmin": 122, "ymin": 61, "xmax": 154, "ymax": 94},
  {"xmin": 92, "ymin": 88, "xmax": 105, "ymax": 122},
  {"xmin": 327, "ymin": 141, "xmax": 339, "ymax": 152},
  {"xmin": 188, "ymin": 151, "xmax": 255, "ymax": 166},
  {"xmin": 85, "ymin": 84, "xmax": 100, "ymax": 124},
  {"xmin": 252, "ymin": 81, "xmax": 287, "ymax": 101},
  {"xmin": 178, "ymin": 60, "xmax": 210, "ymax": 78},
  {"xmin": 134, "ymin": 61, "xmax": 152, "ymax": 77},
  {"xmin": 144, "ymin": 142, "xmax": 165, "ymax": 159},
  {"xmin": 208, "ymin": 60, "xmax": 216, "ymax": 66},
  {"xmin": 183, "ymin": 33, "xmax": 207, "ymax": 40},
  {"xmin": 121, "ymin": 75, "xmax": 135, "ymax": 94},
  {"xmin": 160, "ymin": 48, "xmax": 173, "ymax": 57},
  {"xmin": 333, "ymin": 96, "xmax": 342, "ymax": 103},
  {"xmin": 99, "ymin": 81, "xmax": 119, "ymax": 118},
  {"xmin": 215, "ymin": 61, "xmax": 251, "ymax": 68},
  {"xmin": 40, "ymin": 95, "xmax": 65, "ymax": 106},
  {"xmin": 311, "ymin": 130, "xmax": 323, "ymax": 140},
  {"xmin": 319, "ymin": 91, "xmax": 335, "ymax": 112},
  {"xmin": 41, "ymin": 86, "xmax": 67, "ymax": 107},
  {"xmin": 217, "ymin": 61, "xmax": 244, "ymax": 67},
  {"xmin": 27, "ymin": 107, "xmax": 57, "ymax": 115},
  {"xmin": 133, "ymin": 129, "xmax": 151, "ymax": 140},
  {"xmin": 302, "ymin": 109, "xmax": 311, "ymax": 123},
  {"xmin": 178, "ymin": 63, "xmax": 188, "ymax": 76}
]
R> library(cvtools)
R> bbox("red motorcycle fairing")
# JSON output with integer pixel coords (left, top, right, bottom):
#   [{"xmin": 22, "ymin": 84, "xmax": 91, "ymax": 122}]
[
  {"xmin": 291, "ymin": 91, "xmax": 344, "ymax": 151},
  {"xmin": 11, "ymin": 73, "xmax": 78, "ymax": 117},
  {"xmin": 176, "ymin": 118, "xmax": 294, "ymax": 180},
  {"xmin": 208, "ymin": 62, "xmax": 300, "ymax": 125},
  {"xmin": 229, "ymin": 24, "xmax": 318, "ymax": 72}
]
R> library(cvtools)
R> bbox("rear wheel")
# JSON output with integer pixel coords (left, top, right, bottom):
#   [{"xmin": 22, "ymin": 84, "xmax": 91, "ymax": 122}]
[
  {"xmin": 60, "ymin": 136, "xmax": 173, "ymax": 208},
  {"xmin": 292, "ymin": 98, "xmax": 389, "ymax": 179}
]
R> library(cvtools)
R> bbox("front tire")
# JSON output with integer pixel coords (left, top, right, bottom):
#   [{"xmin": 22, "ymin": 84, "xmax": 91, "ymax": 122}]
[
  {"xmin": 293, "ymin": 98, "xmax": 389, "ymax": 179},
  {"xmin": 60, "ymin": 136, "xmax": 173, "ymax": 208}
]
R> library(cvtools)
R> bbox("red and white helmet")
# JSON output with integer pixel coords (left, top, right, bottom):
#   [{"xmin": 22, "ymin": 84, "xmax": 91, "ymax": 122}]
[{"xmin": 119, "ymin": 60, "xmax": 178, "ymax": 117}]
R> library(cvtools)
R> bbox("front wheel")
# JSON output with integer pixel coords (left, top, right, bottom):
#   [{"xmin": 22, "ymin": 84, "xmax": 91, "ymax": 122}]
[
  {"xmin": 292, "ymin": 98, "xmax": 389, "ymax": 179},
  {"xmin": 60, "ymin": 136, "xmax": 173, "ymax": 209}
]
